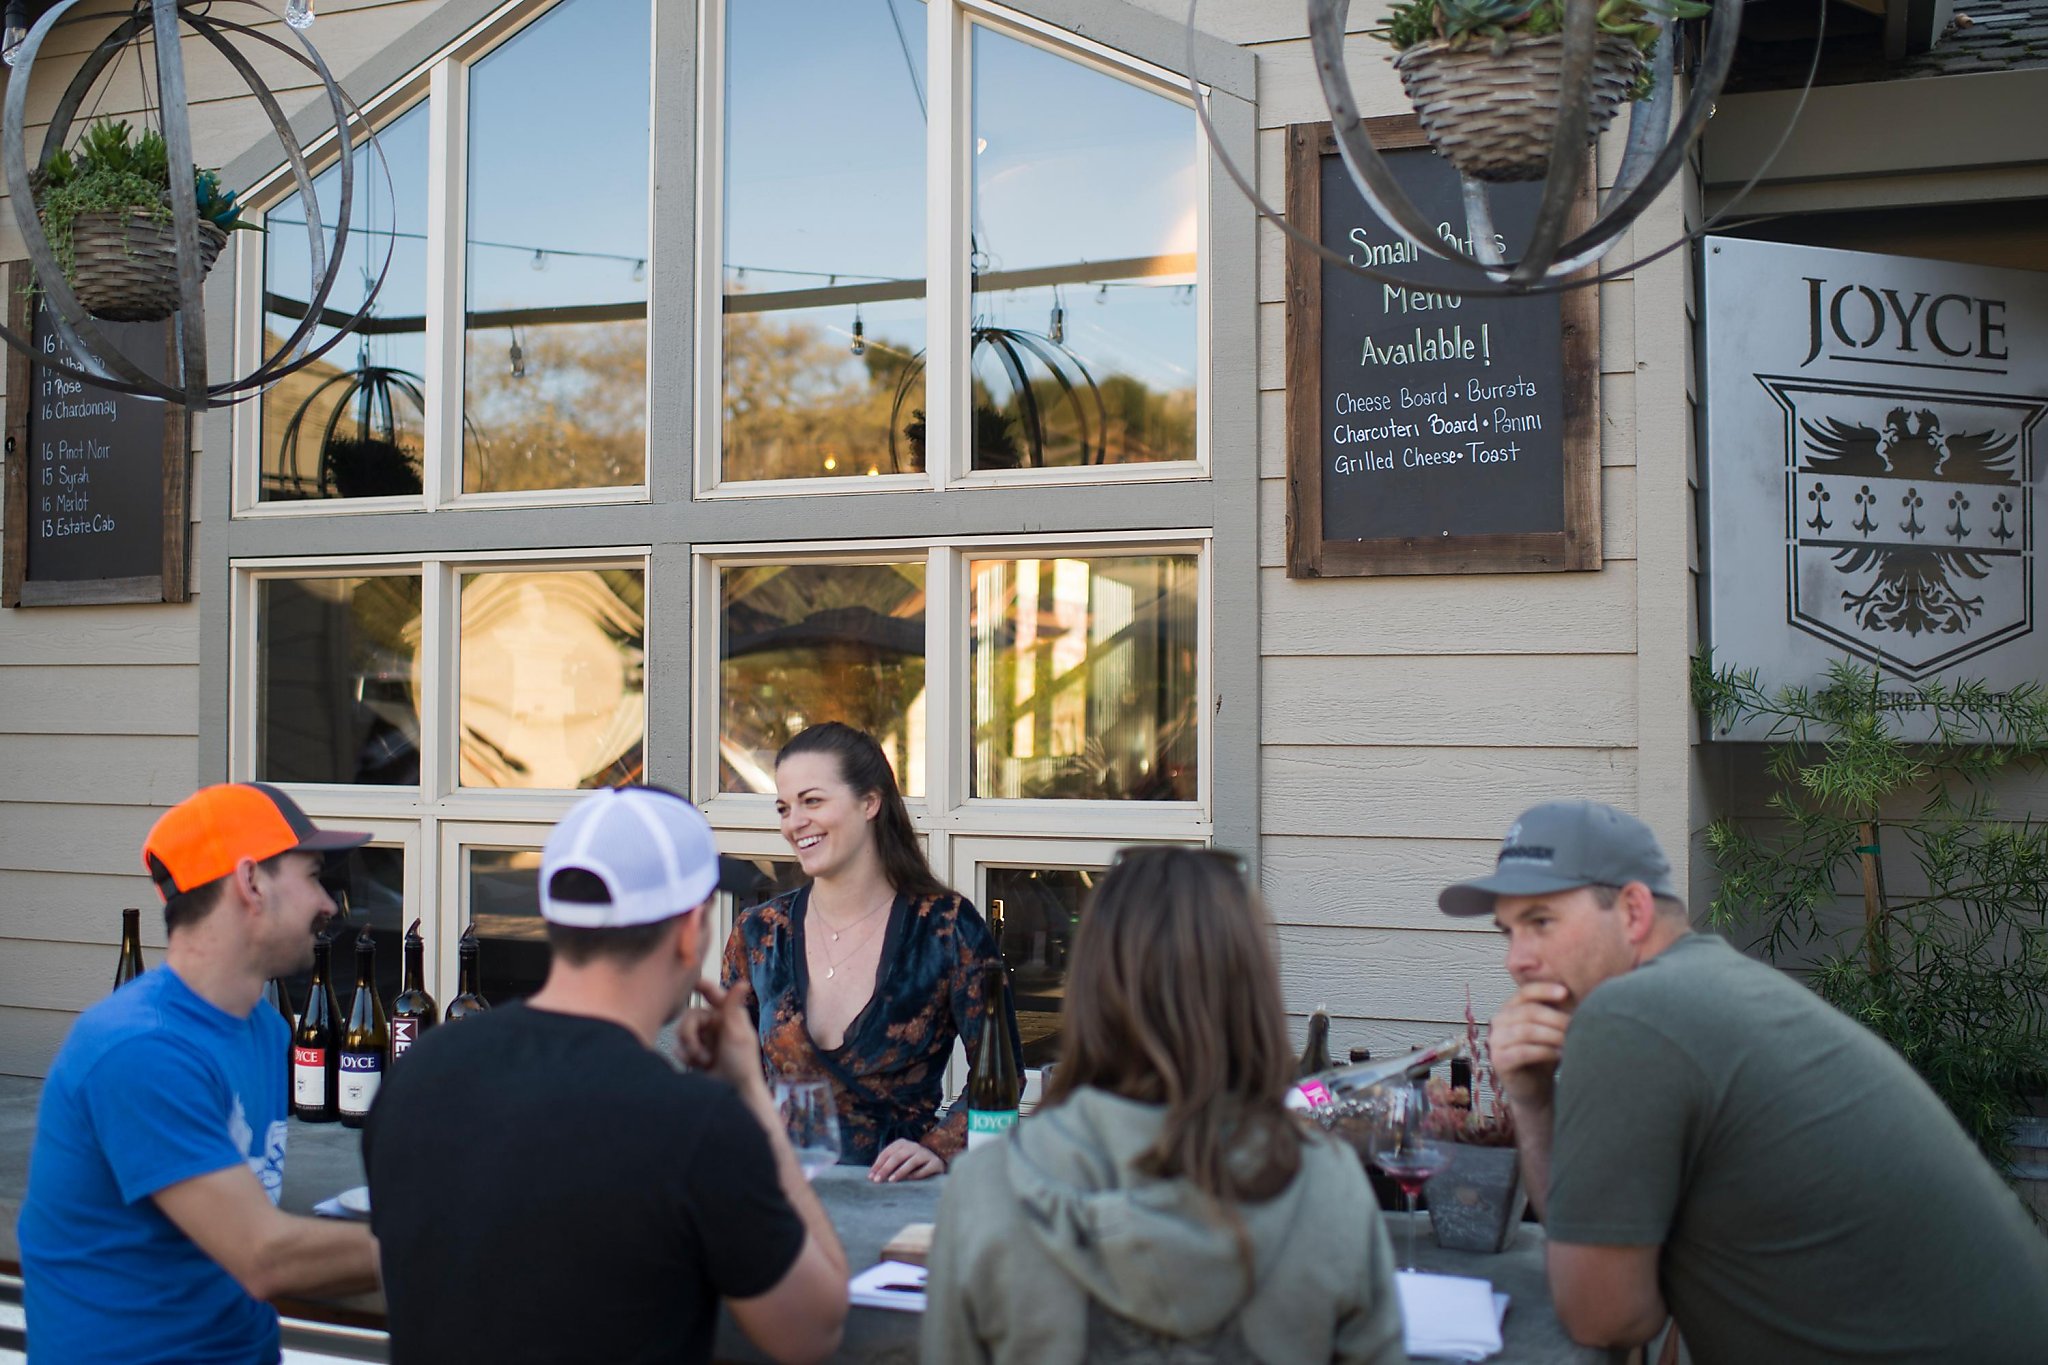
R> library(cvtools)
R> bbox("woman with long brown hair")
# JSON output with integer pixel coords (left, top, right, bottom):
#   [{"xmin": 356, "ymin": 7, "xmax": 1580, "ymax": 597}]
[
  {"xmin": 721, "ymin": 722, "xmax": 1018, "ymax": 1181},
  {"xmin": 923, "ymin": 845, "xmax": 1405, "ymax": 1362}
]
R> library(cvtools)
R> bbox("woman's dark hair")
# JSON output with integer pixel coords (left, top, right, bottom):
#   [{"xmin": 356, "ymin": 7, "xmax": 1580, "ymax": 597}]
[
  {"xmin": 775, "ymin": 723, "xmax": 947, "ymax": 900},
  {"xmin": 1045, "ymin": 846, "xmax": 1304, "ymax": 1225}
]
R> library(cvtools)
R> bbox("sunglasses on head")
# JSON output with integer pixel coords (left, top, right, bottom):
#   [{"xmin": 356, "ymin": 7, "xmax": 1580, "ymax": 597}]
[{"xmin": 1110, "ymin": 845, "xmax": 1252, "ymax": 881}]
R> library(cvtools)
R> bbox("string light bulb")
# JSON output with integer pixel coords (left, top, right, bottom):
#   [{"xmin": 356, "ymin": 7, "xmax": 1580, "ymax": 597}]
[
  {"xmin": 1049, "ymin": 293, "xmax": 1065, "ymax": 344},
  {"xmin": 2, "ymin": 0, "xmax": 29, "ymax": 66},
  {"xmin": 631, "ymin": 259, "xmax": 646, "ymax": 283},
  {"xmin": 508, "ymin": 333, "xmax": 526, "ymax": 380},
  {"xmin": 530, "ymin": 249, "xmax": 547, "ymax": 272},
  {"xmin": 850, "ymin": 309, "xmax": 866, "ymax": 357},
  {"xmin": 1096, "ymin": 283, "xmax": 1109, "ymax": 305},
  {"xmin": 284, "ymin": 0, "xmax": 315, "ymax": 29}
]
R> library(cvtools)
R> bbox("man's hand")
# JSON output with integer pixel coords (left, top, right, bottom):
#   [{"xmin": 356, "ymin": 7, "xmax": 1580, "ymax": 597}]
[
  {"xmin": 1489, "ymin": 981, "xmax": 1573, "ymax": 1109},
  {"xmin": 678, "ymin": 978, "xmax": 767, "ymax": 1099},
  {"xmin": 869, "ymin": 1139, "xmax": 944, "ymax": 1183}
]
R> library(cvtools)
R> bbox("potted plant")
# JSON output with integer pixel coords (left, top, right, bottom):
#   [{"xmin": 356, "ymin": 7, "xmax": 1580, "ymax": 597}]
[
  {"xmin": 1372, "ymin": 0, "xmax": 1708, "ymax": 182},
  {"xmin": 1693, "ymin": 654, "xmax": 2048, "ymax": 1202},
  {"xmin": 1421, "ymin": 998, "xmax": 1526, "ymax": 1252},
  {"xmin": 31, "ymin": 119, "xmax": 257, "ymax": 322}
]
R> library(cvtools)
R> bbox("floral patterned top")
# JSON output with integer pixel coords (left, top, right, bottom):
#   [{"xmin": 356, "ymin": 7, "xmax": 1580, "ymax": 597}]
[{"xmin": 722, "ymin": 886, "xmax": 1020, "ymax": 1165}]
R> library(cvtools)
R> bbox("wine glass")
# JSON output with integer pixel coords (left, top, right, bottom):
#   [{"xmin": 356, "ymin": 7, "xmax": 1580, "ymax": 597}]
[
  {"xmin": 1367, "ymin": 1079, "xmax": 1451, "ymax": 1271},
  {"xmin": 775, "ymin": 1077, "xmax": 842, "ymax": 1181}
]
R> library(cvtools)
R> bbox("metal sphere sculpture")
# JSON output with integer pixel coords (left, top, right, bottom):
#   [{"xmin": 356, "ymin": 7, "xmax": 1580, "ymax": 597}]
[
  {"xmin": 1187, "ymin": 0, "xmax": 1749, "ymax": 295},
  {"xmin": 888, "ymin": 326, "xmax": 1108, "ymax": 472},
  {"xmin": 1, "ymin": 0, "xmax": 389, "ymax": 409}
]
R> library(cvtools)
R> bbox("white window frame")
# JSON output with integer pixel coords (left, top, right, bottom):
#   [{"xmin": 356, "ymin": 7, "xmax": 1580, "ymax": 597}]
[
  {"xmin": 693, "ymin": 0, "xmax": 1213, "ymax": 499},
  {"xmin": 230, "ymin": 0, "xmax": 658, "ymax": 517},
  {"xmin": 693, "ymin": 529, "xmax": 1212, "ymax": 840}
]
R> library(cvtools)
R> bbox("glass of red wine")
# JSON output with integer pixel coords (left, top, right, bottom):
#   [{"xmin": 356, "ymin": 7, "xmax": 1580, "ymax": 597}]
[{"xmin": 1368, "ymin": 1079, "xmax": 1451, "ymax": 1271}]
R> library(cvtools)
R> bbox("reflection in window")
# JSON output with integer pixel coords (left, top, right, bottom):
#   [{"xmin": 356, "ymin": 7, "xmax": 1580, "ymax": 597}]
[
  {"xmin": 970, "ymin": 27, "xmax": 1197, "ymax": 469},
  {"xmin": 258, "ymin": 575, "xmax": 423, "ymax": 785},
  {"xmin": 458, "ymin": 568, "xmax": 646, "ymax": 789},
  {"xmin": 719, "ymin": 562, "xmax": 927, "ymax": 794},
  {"xmin": 466, "ymin": 848, "xmax": 547, "ymax": 1004},
  {"xmin": 278, "ymin": 846, "xmax": 406, "ymax": 1020},
  {"xmin": 987, "ymin": 866, "xmax": 1094, "ymax": 1067},
  {"xmin": 970, "ymin": 555, "xmax": 1198, "ymax": 800},
  {"xmin": 463, "ymin": 0, "xmax": 650, "ymax": 493},
  {"xmin": 259, "ymin": 103, "xmax": 432, "ymax": 501},
  {"xmin": 721, "ymin": 0, "xmax": 926, "ymax": 482},
  {"xmin": 722, "ymin": 855, "xmax": 807, "ymax": 918}
]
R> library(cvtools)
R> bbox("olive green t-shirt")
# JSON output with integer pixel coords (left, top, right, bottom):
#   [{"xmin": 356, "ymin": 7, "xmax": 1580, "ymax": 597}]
[{"xmin": 1547, "ymin": 932, "xmax": 2048, "ymax": 1364}]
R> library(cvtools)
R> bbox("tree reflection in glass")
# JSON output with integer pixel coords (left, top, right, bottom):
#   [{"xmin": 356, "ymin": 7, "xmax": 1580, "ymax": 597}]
[
  {"xmin": 969, "ymin": 27, "xmax": 1197, "ymax": 470},
  {"xmin": 259, "ymin": 103, "xmax": 431, "ymax": 501},
  {"xmin": 970, "ymin": 555, "xmax": 1198, "ymax": 800},
  {"xmin": 462, "ymin": 0, "xmax": 650, "ymax": 493},
  {"xmin": 719, "ymin": 562, "xmax": 927, "ymax": 795},
  {"xmin": 257, "ymin": 575, "xmax": 423, "ymax": 784},
  {"xmin": 457, "ymin": 569, "xmax": 646, "ymax": 789},
  {"xmin": 721, "ymin": 0, "xmax": 926, "ymax": 483}
]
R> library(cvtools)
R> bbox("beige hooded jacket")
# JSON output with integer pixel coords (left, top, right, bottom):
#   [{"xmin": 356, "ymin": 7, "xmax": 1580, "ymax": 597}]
[{"xmin": 921, "ymin": 1087, "xmax": 1408, "ymax": 1365}]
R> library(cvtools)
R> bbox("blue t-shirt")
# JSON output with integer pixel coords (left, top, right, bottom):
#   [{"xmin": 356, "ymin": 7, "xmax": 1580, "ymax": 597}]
[{"xmin": 18, "ymin": 965, "xmax": 290, "ymax": 1365}]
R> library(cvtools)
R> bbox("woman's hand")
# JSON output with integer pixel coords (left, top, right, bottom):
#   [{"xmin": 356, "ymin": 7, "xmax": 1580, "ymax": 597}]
[{"xmin": 869, "ymin": 1139, "xmax": 945, "ymax": 1183}]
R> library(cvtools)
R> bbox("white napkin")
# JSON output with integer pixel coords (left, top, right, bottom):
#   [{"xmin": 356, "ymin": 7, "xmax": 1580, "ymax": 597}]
[
  {"xmin": 849, "ymin": 1260, "xmax": 928, "ymax": 1313},
  {"xmin": 1396, "ymin": 1270, "xmax": 1508, "ymax": 1362}
]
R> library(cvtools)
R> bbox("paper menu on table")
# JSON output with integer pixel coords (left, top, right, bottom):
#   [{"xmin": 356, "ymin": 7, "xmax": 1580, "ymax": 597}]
[
  {"xmin": 1396, "ymin": 1270, "xmax": 1508, "ymax": 1362},
  {"xmin": 849, "ymin": 1260, "xmax": 928, "ymax": 1313}
]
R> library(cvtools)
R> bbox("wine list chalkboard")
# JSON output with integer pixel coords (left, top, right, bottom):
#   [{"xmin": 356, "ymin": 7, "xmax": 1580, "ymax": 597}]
[
  {"xmin": 1284, "ymin": 119, "xmax": 1601, "ymax": 577},
  {"xmin": 3, "ymin": 261, "xmax": 189, "ymax": 607}
]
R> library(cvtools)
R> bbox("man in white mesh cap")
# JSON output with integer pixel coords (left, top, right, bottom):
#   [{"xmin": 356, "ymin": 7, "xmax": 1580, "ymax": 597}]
[{"xmin": 366, "ymin": 785, "xmax": 847, "ymax": 1365}]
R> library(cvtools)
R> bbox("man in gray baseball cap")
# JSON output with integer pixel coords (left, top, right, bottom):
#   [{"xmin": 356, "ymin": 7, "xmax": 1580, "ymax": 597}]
[{"xmin": 1443, "ymin": 800, "xmax": 2048, "ymax": 1363}]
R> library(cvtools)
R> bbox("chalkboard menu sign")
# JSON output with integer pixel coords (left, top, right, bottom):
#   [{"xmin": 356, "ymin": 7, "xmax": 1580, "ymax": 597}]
[
  {"xmin": 1284, "ymin": 119, "xmax": 1600, "ymax": 577},
  {"xmin": 3, "ymin": 261, "xmax": 189, "ymax": 606}
]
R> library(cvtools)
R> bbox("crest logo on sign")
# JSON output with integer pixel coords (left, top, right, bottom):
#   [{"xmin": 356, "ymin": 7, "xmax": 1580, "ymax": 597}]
[{"xmin": 1761, "ymin": 377, "xmax": 2043, "ymax": 678}]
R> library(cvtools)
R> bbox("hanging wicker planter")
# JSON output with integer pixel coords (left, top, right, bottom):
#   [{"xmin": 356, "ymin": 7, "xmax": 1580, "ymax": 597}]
[
  {"xmin": 1393, "ymin": 33, "xmax": 1646, "ymax": 183},
  {"xmin": 64, "ymin": 209, "xmax": 229, "ymax": 323}
]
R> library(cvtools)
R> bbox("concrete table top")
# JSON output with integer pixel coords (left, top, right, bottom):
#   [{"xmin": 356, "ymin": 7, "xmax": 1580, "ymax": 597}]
[{"xmin": 0, "ymin": 1073, "xmax": 1616, "ymax": 1363}]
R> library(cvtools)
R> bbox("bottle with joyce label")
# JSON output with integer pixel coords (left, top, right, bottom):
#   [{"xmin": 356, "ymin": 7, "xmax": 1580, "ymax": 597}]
[
  {"xmin": 389, "ymin": 918, "xmax": 439, "ymax": 1063},
  {"xmin": 965, "ymin": 960, "xmax": 1021, "ymax": 1149},
  {"xmin": 293, "ymin": 936, "xmax": 341, "ymax": 1122},
  {"xmin": 339, "ymin": 932, "xmax": 390, "ymax": 1128}
]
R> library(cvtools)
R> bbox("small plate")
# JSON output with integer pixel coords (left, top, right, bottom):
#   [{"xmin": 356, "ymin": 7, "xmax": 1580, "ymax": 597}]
[{"xmin": 336, "ymin": 1185, "xmax": 371, "ymax": 1216}]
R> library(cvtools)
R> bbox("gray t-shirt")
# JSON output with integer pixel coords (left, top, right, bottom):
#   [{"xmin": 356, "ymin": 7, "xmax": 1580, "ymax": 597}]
[{"xmin": 1548, "ymin": 932, "xmax": 2048, "ymax": 1364}]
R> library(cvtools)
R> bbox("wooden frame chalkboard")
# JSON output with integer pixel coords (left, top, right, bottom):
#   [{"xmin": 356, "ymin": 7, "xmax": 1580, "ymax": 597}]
[
  {"xmin": 1285, "ymin": 118, "xmax": 1601, "ymax": 577},
  {"xmin": 3, "ymin": 260, "xmax": 191, "ymax": 607}
]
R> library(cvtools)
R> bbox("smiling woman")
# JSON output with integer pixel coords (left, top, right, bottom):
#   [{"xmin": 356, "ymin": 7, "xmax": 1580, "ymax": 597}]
[{"xmin": 721, "ymin": 722, "xmax": 1020, "ymax": 1178}]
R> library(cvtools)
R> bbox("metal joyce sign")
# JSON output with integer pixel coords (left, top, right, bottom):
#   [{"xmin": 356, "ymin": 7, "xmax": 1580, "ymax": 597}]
[{"xmin": 1704, "ymin": 238, "xmax": 2045, "ymax": 726}]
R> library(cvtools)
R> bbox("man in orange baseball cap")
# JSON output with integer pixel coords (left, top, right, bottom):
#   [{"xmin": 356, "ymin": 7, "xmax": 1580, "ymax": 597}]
[{"xmin": 18, "ymin": 783, "xmax": 381, "ymax": 1365}]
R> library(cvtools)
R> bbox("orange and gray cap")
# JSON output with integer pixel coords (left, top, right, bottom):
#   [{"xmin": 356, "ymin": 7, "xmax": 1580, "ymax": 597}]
[
  {"xmin": 142, "ymin": 782, "xmax": 369, "ymax": 901},
  {"xmin": 1438, "ymin": 800, "xmax": 1680, "ymax": 918}
]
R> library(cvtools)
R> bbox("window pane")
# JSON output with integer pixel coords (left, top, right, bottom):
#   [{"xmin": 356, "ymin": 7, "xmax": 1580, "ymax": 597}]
[
  {"xmin": 466, "ymin": 848, "xmax": 547, "ymax": 1005},
  {"xmin": 258, "ymin": 575, "xmax": 423, "ymax": 785},
  {"xmin": 723, "ymin": 855, "xmax": 807, "ymax": 916},
  {"xmin": 722, "ymin": 0, "xmax": 926, "ymax": 482},
  {"xmin": 719, "ymin": 562, "xmax": 927, "ymax": 794},
  {"xmin": 970, "ymin": 28, "xmax": 1197, "ymax": 470},
  {"xmin": 970, "ymin": 554, "xmax": 1198, "ymax": 800},
  {"xmin": 458, "ymin": 568, "xmax": 646, "ymax": 789},
  {"xmin": 278, "ymin": 845, "xmax": 406, "ymax": 1018},
  {"xmin": 986, "ymin": 865, "xmax": 1094, "ymax": 1068},
  {"xmin": 463, "ymin": 0, "xmax": 650, "ymax": 493},
  {"xmin": 259, "ymin": 103, "xmax": 432, "ymax": 501}
]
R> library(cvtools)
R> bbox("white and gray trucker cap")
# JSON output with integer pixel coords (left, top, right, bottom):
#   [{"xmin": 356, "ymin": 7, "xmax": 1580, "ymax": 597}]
[{"xmin": 539, "ymin": 786, "xmax": 730, "ymax": 928}]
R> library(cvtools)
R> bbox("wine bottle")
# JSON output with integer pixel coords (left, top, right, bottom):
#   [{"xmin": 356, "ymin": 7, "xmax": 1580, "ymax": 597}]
[
  {"xmin": 965, "ymin": 960, "xmax": 1020, "ymax": 1149},
  {"xmin": 263, "ymin": 977, "xmax": 295, "ymax": 1096},
  {"xmin": 443, "ymin": 923, "xmax": 490, "ymax": 1021},
  {"xmin": 390, "ymin": 918, "xmax": 439, "ymax": 1063},
  {"xmin": 1297, "ymin": 1007, "xmax": 1333, "ymax": 1078},
  {"xmin": 293, "ymin": 937, "xmax": 342, "ymax": 1123},
  {"xmin": 113, "ymin": 908, "xmax": 146, "ymax": 991},
  {"xmin": 339, "ymin": 932, "xmax": 390, "ymax": 1128}
]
